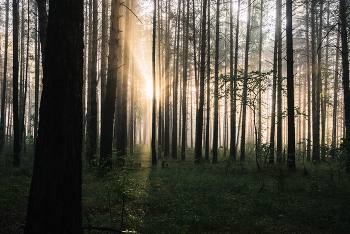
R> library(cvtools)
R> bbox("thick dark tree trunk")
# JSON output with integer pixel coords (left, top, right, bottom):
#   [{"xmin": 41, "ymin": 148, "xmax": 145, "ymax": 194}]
[
  {"xmin": 164, "ymin": 0, "xmax": 170, "ymax": 158},
  {"xmin": 24, "ymin": 0, "xmax": 84, "ymax": 232}
]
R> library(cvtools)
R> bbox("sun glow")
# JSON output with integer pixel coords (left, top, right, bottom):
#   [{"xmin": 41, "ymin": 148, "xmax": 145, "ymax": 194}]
[{"xmin": 145, "ymin": 77, "xmax": 153, "ymax": 99}]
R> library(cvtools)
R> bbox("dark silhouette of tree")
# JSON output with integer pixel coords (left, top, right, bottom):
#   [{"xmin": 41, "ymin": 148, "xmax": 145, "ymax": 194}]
[
  {"xmin": 0, "ymin": 0, "xmax": 9, "ymax": 151},
  {"xmin": 195, "ymin": 0, "xmax": 208, "ymax": 163},
  {"xmin": 13, "ymin": 0, "xmax": 20, "ymax": 166},
  {"xmin": 205, "ymin": 0, "xmax": 210, "ymax": 162},
  {"xmin": 340, "ymin": 0, "xmax": 350, "ymax": 172},
  {"xmin": 213, "ymin": 0, "xmax": 220, "ymax": 164},
  {"xmin": 151, "ymin": 0, "xmax": 157, "ymax": 166},
  {"xmin": 286, "ymin": 0, "xmax": 295, "ymax": 169},
  {"xmin": 241, "ymin": 0, "xmax": 251, "ymax": 161},
  {"xmin": 24, "ymin": 0, "xmax": 84, "ymax": 232},
  {"xmin": 181, "ymin": 0, "xmax": 190, "ymax": 161},
  {"xmin": 100, "ymin": 0, "xmax": 120, "ymax": 169}
]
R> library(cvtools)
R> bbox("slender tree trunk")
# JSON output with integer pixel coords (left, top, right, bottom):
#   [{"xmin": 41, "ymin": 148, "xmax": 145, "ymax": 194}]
[
  {"xmin": 100, "ymin": 0, "xmax": 120, "ymax": 168},
  {"xmin": 13, "ymin": 0, "xmax": 20, "ymax": 166},
  {"xmin": 0, "ymin": 0, "xmax": 9, "ymax": 151},
  {"xmin": 276, "ymin": 0, "xmax": 282, "ymax": 163},
  {"xmin": 340, "ymin": 0, "xmax": 350, "ymax": 172},
  {"xmin": 230, "ymin": 0, "xmax": 240, "ymax": 162},
  {"xmin": 195, "ymin": 0, "xmax": 207, "ymax": 163},
  {"xmin": 101, "ymin": 0, "xmax": 107, "ymax": 114},
  {"xmin": 164, "ymin": 0, "xmax": 170, "ymax": 158},
  {"xmin": 157, "ymin": 0, "xmax": 162, "ymax": 157},
  {"xmin": 257, "ymin": 0, "xmax": 263, "ymax": 157},
  {"xmin": 306, "ymin": 0, "xmax": 311, "ymax": 161},
  {"xmin": 205, "ymin": 0, "xmax": 210, "ymax": 161},
  {"xmin": 311, "ymin": 0, "xmax": 320, "ymax": 162},
  {"xmin": 332, "ymin": 25, "xmax": 340, "ymax": 148},
  {"xmin": 181, "ymin": 0, "xmax": 190, "ymax": 161},
  {"xmin": 269, "ymin": 0, "xmax": 278, "ymax": 164},
  {"xmin": 36, "ymin": 0, "xmax": 47, "ymax": 64},
  {"xmin": 286, "ymin": 0, "xmax": 295, "ymax": 169},
  {"xmin": 172, "ymin": 0, "xmax": 181, "ymax": 159},
  {"xmin": 87, "ymin": 0, "xmax": 98, "ymax": 164},
  {"xmin": 151, "ymin": 0, "xmax": 157, "ymax": 165},
  {"xmin": 323, "ymin": 3, "xmax": 329, "ymax": 152},
  {"xmin": 213, "ymin": 0, "xmax": 220, "ymax": 164},
  {"xmin": 241, "ymin": 0, "xmax": 251, "ymax": 161}
]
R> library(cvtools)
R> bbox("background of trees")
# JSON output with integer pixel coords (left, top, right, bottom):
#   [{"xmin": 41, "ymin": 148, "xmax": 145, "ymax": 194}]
[{"xmin": 0, "ymin": 0, "xmax": 349, "ymax": 171}]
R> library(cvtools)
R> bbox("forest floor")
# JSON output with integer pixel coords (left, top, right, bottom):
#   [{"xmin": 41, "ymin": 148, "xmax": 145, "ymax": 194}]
[{"xmin": 1, "ymin": 144, "xmax": 350, "ymax": 233}]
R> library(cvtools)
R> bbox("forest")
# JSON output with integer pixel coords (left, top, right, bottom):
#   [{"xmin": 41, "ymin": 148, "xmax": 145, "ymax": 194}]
[{"xmin": 0, "ymin": 0, "xmax": 350, "ymax": 233}]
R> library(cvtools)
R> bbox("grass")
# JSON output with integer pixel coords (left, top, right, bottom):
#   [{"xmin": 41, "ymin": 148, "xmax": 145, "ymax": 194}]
[{"xmin": 1, "ymin": 144, "xmax": 350, "ymax": 233}]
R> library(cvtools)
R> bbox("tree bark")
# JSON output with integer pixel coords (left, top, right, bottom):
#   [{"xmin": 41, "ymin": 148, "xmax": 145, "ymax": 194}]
[
  {"xmin": 12, "ymin": 0, "xmax": 20, "ymax": 166},
  {"xmin": 340, "ymin": 0, "xmax": 350, "ymax": 172},
  {"xmin": 181, "ymin": 0, "xmax": 190, "ymax": 161},
  {"xmin": 241, "ymin": 0, "xmax": 251, "ymax": 161},
  {"xmin": 195, "ymin": 0, "xmax": 208, "ymax": 163},
  {"xmin": 286, "ymin": 0, "xmax": 295, "ymax": 169},
  {"xmin": 24, "ymin": 0, "xmax": 84, "ymax": 232},
  {"xmin": 151, "ymin": 0, "xmax": 157, "ymax": 165},
  {"xmin": 100, "ymin": 0, "xmax": 120, "ymax": 168},
  {"xmin": 213, "ymin": 0, "xmax": 220, "ymax": 164},
  {"xmin": 205, "ymin": 0, "xmax": 210, "ymax": 161},
  {"xmin": 0, "ymin": 0, "xmax": 9, "ymax": 151}
]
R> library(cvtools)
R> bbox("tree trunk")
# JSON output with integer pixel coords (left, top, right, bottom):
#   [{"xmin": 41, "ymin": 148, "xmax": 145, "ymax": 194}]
[
  {"xmin": 286, "ymin": 0, "xmax": 295, "ymax": 169},
  {"xmin": 0, "ymin": 0, "xmax": 9, "ymax": 151},
  {"xmin": 269, "ymin": 0, "xmax": 278, "ymax": 164},
  {"xmin": 12, "ymin": 0, "xmax": 20, "ymax": 166},
  {"xmin": 332, "ymin": 25, "xmax": 340, "ymax": 148},
  {"xmin": 195, "ymin": 0, "xmax": 207, "ymax": 163},
  {"xmin": 340, "ymin": 0, "xmax": 350, "ymax": 172},
  {"xmin": 172, "ymin": 0, "xmax": 181, "ymax": 159},
  {"xmin": 257, "ymin": 0, "xmax": 263, "ymax": 157},
  {"xmin": 317, "ymin": 1, "xmax": 324, "ymax": 161},
  {"xmin": 24, "ymin": 0, "xmax": 84, "ymax": 232},
  {"xmin": 213, "ymin": 0, "xmax": 220, "ymax": 164},
  {"xmin": 306, "ymin": 0, "xmax": 311, "ymax": 161},
  {"xmin": 181, "ymin": 0, "xmax": 190, "ymax": 161},
  {"xmin": 36, "ymin": 0, "xmax": 47, "ymax": 64},
  {"xmin": 100, "ymin": 0, "xmax": 120, "ymax": 168},
  {"xmin": 205, "ymin": 0, "xmax": 211, "ymax": 161},
  {"xmin": 311, "ymin": 0, "xmax": 320, "ymax": 162},
  {"xmin": 230, "ymin": 0, "xmax": 240, "ymax": 162},
  {"xmin": 87, "ymin": 0, "xmax": 98, "ymax": 165},
  {"xmin": 151, "ymin": 0, "xmax": 157, "ymax": 165},
  {"xmin": 164, "ymin": 0, "xmax": 170, "ymax": 158},
  {"xmin": 241, "ymin": 0, "xmax": 251, "ymax": 161},
  {"xmin": 276, "ymin": 0, "xmax": 282, "ymax": 163}
]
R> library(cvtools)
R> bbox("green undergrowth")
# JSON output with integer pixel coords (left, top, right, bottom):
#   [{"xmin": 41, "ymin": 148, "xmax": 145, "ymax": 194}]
[{"xmin": 1, "ymin": 145, "xmax": 350, "ymax": 233}]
